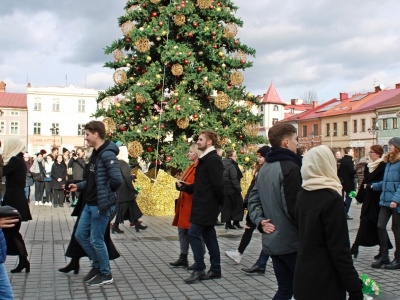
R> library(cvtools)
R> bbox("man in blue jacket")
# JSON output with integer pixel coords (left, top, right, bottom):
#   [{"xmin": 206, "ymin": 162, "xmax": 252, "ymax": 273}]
[
  {"xmin": 68, "ymin": 121, "xmax": 122, "ymax": 287},
  {"xmin": 248, "ymin": 123, "xmax": 302, "ymax": 299}
]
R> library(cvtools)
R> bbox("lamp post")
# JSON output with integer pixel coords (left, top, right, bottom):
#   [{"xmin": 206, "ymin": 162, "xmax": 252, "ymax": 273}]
[
  {"xmin": 50, "ymin": 125, "xmax": 59, "ymax": 147},
  {"xmin": 368, "ymin": 124, "xmax": 379, "ymax": 144},
  {"xmin": 78, "ymin": 124, "xmax": 85, "ymax": 147}
]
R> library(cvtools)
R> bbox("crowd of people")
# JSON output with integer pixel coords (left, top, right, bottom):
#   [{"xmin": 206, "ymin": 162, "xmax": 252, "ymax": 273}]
[{"xmin": 0, "ymin": 120, "xmax": 400, "ymax": 299}]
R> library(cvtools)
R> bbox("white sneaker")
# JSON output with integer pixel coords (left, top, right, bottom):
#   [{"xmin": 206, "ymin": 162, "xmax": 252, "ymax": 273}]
[
  {"xmin": 39, "ymin": 202, "xmax": 44, "ymax": 206},
  {"xmin": 225, "ymin": 249, "xmax": 242, "ymax": 264},
  {"xmin": 45, "ymin": 202, "xmax": 50, "ymax": 206},
  {"xmin": 35, "ymin": 201, "xmax": 39, "ymax": 205}
]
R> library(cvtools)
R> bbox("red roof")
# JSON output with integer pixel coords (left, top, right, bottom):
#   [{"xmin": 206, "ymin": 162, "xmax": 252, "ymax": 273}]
[
  {"xmin": 285, "ymin": 104, "xmax": 313, "ymax": 110},
  {"xmin": 376, "ymin": 92, "xmax": 400, "ymax": 109},
  {"xmin": 352, "ymin": 89, "xmax": 400, "ymax": 113},
  {"xmin": 0, "ymin": 92, "xmax": 27, "ymax": 108},
  {"xmin": 260, "ymin": 83, "xmax": 284, "ymax": 104}
]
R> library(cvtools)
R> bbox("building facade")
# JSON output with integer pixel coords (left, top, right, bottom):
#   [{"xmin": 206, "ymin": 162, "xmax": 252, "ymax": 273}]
[{"xmin": 27, "ymin": 84, "xmax": 99, "ymax": 154}]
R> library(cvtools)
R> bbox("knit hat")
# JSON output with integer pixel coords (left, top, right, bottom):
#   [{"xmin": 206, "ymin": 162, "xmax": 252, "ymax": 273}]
[
  {"xmin": 40, "ymin": 149, "xmax": 47, "ymax": 155},
  {"xmin": 257, "ymin": 146, "xmax": 271, "ymax": 157},
  {"xmin": 62, "ymin": 147, "xmax": 69, "ymax": 153},
  {"xmin": 23, "ymin": 153, "xmax": 31, "ymax": 158},
  {"xmin": 388, "ymin": 137, "xmax": 400, "ymax": 150}
]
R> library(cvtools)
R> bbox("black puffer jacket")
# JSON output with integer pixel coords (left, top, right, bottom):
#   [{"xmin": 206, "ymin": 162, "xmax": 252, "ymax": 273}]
[
  {"xmin": 222, "ymin": 158, "xmax": 242, "ymax": 195},
  {"xmin": 51, "ymin": 162, "xmax": 67, "ymax": 189}
]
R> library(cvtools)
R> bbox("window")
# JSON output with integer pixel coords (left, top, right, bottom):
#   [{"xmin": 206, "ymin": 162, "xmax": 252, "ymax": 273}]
[
  {"xmin": 326, "ymin": 123, "xmax": 330, "ymax": 136},
  {"xmin": 333, "ymin": 123, "xmax": 337, "ymax": 136},
  {"xmin": 33, "ymin": 123, "xmax": 41, "ymax": 135},
  {"xmin": 383, "ymin": 119, "xmax": 388, "ymax": 130},
  {"xmin": 78, "ymin": 99, "xmax": 86, "ymax": 112},
  {"xmin": 353, "ymin": 120, "xmax": 357, "ymax": 133},
  {"xmin": 0, "ymin": 121, "xmax": 4, "ymax": 134},
  {"xmin": 34, "ymin": 99, "xmax": 42, "ymax": 111},
  {"xmin": 77, "ymin": 124, "xmax": 86, "ymax": 135},
  {"xmin": 260, "ymin": 106, "xmax": 263, "ymax": 112},
  {"xmin": 272, "ymin": 118, "xmax": 278, "ymax": 125},
  {"xmin": 290, "ymin": 108, "xmax": 295, "ymax": 113},
  {"xmin": 51, "ymin": 123, "xmax": 59, "ymax": 135},
  {"xmin": 361, "ymin": 119, "xmax": 366, "ymax": 132},
  {"xmin": 393, "ymin": 118, "xmax": 398, "ymax": 129},
  {"xmin": 52, "ymin": 99, "xmax": 60, "ymax": 111},
  {"xmin": 273, "ymin": 105, "xmax": 279, "ymax": 111},
  {"xmin": 10, "ymin": 122, "xmax": 19, "ymax": 134},
  {"xmin": 302, "ymin": 125, "xmax": 307, "ymax": 137},
  {"xmin": 313, "ymin": 124, "xmax": 318, "ymax": 136},
  {"xmin": 343, "ymin": 121, "xmax": 348, "ymax": 136},
  {"xmin": 371, "ymin": 118, "xmax": 376, "ymax": 128},
  {"xmin": 10, "ymin": 111, "xmax": 19, "ymax": 116}
]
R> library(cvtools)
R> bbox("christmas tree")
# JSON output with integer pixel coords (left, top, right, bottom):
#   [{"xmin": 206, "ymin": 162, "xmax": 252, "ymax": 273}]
[{"xmin": 95, "ymin": 0, "xmax": 266, "ymax": 171}]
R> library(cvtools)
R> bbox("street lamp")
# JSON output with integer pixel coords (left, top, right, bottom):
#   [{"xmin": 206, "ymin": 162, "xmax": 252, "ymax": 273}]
[
  {"xmin": 78, "ymin": 124, "xmax": 85, "ymax": 147},
  {"xmin": 50, "ymin": 125, "xmax": 59, "ymax": 147},
  {"xmin": 368, "ymin": 124, "xmax": 379, "ymax": 144}
]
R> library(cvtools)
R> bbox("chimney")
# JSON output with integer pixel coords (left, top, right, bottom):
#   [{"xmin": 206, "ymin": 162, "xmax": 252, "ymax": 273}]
[
  {"xmin": 27, "ymin": 82, "xmax": 31, "ymax": 88},
  {"xmin": 339, "ymin": 93, "xmax": 348, "ymax": 101},
  {"xmin": 396, "ymin": 83, "xmax": 400, "ymax": 89},
  {"xmin": 375, "ymin": 86, "xmax": 382, "ymax": 92},
  {"xmin": 312, "ymin": 101, "xmax": 318, "ymax": 109},
  {"xmin": 0, "ymin": 81, "xmax": 5, "ymax": 93},
  {"xmin": 291, "ymin": 99, "xmax": 296, "ymax": 105}
]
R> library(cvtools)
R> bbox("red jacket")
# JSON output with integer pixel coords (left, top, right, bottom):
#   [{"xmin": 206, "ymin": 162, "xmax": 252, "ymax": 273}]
[{"xmin": 172, "ymin": 162, "xmax": 198, "ymax": 229}]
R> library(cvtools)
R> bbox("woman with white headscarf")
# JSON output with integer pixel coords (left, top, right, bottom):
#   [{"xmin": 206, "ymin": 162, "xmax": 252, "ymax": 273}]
[
  {"xmin": 294, "ymin": 145, "xmax": 362, "ymax": 300},
  {"xmin": 2, "ymin": 137, "xmax": 32, "ymax": 273}
]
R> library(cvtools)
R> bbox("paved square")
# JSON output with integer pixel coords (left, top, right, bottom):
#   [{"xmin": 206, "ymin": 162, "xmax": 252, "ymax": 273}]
[{"xmin": 5, "ymin": 200, "xmax": 399, "ymax": 299}]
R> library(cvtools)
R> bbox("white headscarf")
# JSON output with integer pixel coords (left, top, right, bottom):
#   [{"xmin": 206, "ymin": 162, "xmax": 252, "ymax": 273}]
[
  {"xmin": 117, "ymin": 146, "xmax": 129, "ymax": 163},
  {"xmin": 301, "ymin": 145, "xmax": 342, "ymax": 195},
  {"xmin": 2, "ymin": 137, "xmax": 25, "ymax": 164}
]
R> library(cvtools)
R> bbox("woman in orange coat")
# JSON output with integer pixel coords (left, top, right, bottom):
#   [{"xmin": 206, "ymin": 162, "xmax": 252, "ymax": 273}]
[{"xmin": 170, "ymin": 144, "xmax": 205, "ymax": 269}]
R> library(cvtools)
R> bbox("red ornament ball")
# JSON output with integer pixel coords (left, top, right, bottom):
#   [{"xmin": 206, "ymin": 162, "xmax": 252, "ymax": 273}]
[
  {"xmin": 142, "ymin": 3, "xmax": 146, "ymax": 8},
  {"xmin": 234, "ymin": 40, "xmax": 239, "ymax": 45},
  {"xmin": 167, "ymin": 63, "xmax": 172, "ymax": 68},
  {"xmin": 212, "ymin": 31, "xmax": 216, "ymax": 36},
  {"xmin": 136, "ymin": 66, "xmax": 141, "ymax": 71},
  {"xmin": 184, "ymin": 59, "xmax": 189, "ymax": 65},
  {"xmin": 161, "ymin": 124, "xmax": 165, "ymax": 129},
  {"xmin": 193, "ymin": 22, "xmax": 198, "ymax": 28},
  {"xmin": 213, "ymin": 44, "xmax": 218, "ymax": 49},
  {"xmin": 143, "ymin": 126, "xmax": 149, "ymax": 132},
  {"xmin": 125, "ymin": 38, "xmax": 131, "ymax": 42},
  {"xmin": 108, "ymin": 133, "xmax": 113, "ymax": 138},
  {"xmin": 158, "ymin": 21, "xmax": 164, "ymax": 26},
  {"xmin": 240, "ymin": 59, "xmax": 246, "ymax": 64},
  {"xmin": 177, "ymin": 5, "xmax": 181, "ymax": 10},
  {"xmin": 142, "ymin": 69, "xmax": 147, "ymax": 73},
  {"xmin": 209, "ymin": 5, "xmax": 214, "ymax": 9},
  {"xmin": 131, "ymin": 57, "xmax": 136, "ymax": 61},
  {"xmin": 197, "ymin": 67, "xmax": 202, "ymax": 72},
  {"xmin": 193, "ymin": 114, "xmax": 198, "ymax": 119},
  {"xmin": 148, "ymin": 147, "xmax": 153, "ymax": 152},
  {"xmin": 240, "ymin": 150, "xmax": 245, "ymax": 154},
  {"xmin": 173, "ymin": 99, "xmax": 178, "ymax": 103},
  {"xmin": 188, "ymin": 32, "xmax": 194, "ymax": 38},
  {"xmin": 188, "ymin": 51, "xmax": 192, "ymax": 56},
  {"xmin": 136, "ymin": 105, "xmax": 141, "ymax": 110},
  {"xmin": 176, "ymin": 105, "xmax": 181, "ymax": 111},
  {"xmin": 121, "ymin": 126, "xmax": 127, "ymax": 132},
  {"xmin": 151, "ymin": 12, "xmax": 158, "ymax": 17},
  {"xmin": 206, "ymin": 95, "xmax": 211, "ymax": 100},
  {"xmin": 166, "ymin": 156, "xmax": 171, "ymax": 162},
  {"xmin": 114, "ymin": 59, "xmax": 119, "ymax": 63},
  {"xmin": 239, "ymin": 135, "xmax": 243, "ymax": 140},
  {"xmin": 117, "ymin": 110, "xmax": 122, "ymax": 115},
  {"xmin": 235, "ymin": 109, "xmax": 240, "ymax": 115}
]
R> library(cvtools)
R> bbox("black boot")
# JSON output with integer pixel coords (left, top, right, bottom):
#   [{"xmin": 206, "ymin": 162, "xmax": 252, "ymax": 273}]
[
  {"xmin": 170, "ymin": 254, "xmax": 188, "ymax": 268},
  {"xmin": 225, "ymin": 222, "xmax": 236, "ymax": 230},
  {"xmin": 58, "ymin": 257, "xmax": 80, "ymax": 274},
  {"xmin": 233, "ymin": 221, "xmax": 243, "ymax": 229},
  {"xmin": 112, "ymin": 224, "xmax": 124, "ymax": 234},
  {"xmin": 11, "ymin": 255, "xmax": 30, "ymax": 273},
  {"xmin": 371, "ymin": 248, "xmax": 390, "ymax": 268},
  {"xmin": 135, "ymin": 222, "xmax": 148, "ymax": 232},
  {"xmin": 385, "ymin": 257, "xmax": 400, "ymax": 269}
]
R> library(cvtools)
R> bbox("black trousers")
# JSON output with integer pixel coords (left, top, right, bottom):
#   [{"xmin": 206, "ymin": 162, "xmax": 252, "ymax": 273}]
[
  {"xmin": 53, "ymin": 189, "xmax": 64, "ymax": 206},
  {"xmin": 238, "ymin": 213, "xmax": 257, "ymax": 254},
  {"xmin": 377, "ymin": 207, "xmax": 400, "ymax": 257},
  {"xmin": 34, "ymin": 181, "xmax": 45, "ymax": 202},
  {"xmin": 44, "ymin": 182, "xmax": 53, "ymax": 203}
]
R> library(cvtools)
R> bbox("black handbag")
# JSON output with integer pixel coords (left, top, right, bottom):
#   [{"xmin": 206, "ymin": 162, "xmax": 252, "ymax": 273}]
[
  {"xmin": 0, "ymin": 205, "xmax": 21, "ymax": 218},
  {"xmin": 33, "ymin": 172, "xmax": 44, "ymax": 182}
]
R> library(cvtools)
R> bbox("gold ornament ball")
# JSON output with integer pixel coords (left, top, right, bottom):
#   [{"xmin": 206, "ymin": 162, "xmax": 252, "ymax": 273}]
[
  {"xmin": 203, "ymin": 76, "xmax": 208, "ymax": 81},
  {"xmin": 129, "ymin": 76, "xmax": 135, "ymax": 81},
  {"xmin": 218, "ymin": 51, "xmax": 224, "ymax": 57},
  {"xmin": 174, "ymin": 92, "xmax": 179, "ymax": 97},
  {"xmin": 206, "ymin": 108, "xmax": 210, "ymax": 112},
  {"xmin": 153, "ymin": 116, "xmax": 159, "ymax": 121},
  {"xmin": 146, "ymin": 56, "xmax": 152, "ymax": 61},
  {"xmin": 156, "ymin": 37, "xmax": 161, "ymax": 41},
  {"xmin": 216, "ymin": 7, "xmax": 221, "ymax": 11},
  {"xmin": 232, "ymin": 143, "xmax": 236, "ymax": 148},
  {"xmin": 193, "ymin": 117, "xmax": 198, "ymax": 122},
  {"xmin": 162, "ymin": 30, "xmax": 167, "ymax": 35},
  {"xmin": 233, "ymin": 118, "xmax": 237, "ymax": 122},
  {"xmin": 115, "ymin": 103, "xmax": 121, "ymax": 108},
  {"xmin": 199, "ymin": 122, "xmax": 204, "ymax": 127},
  {"xmin": 245, "ymin": 157, "xmax": 250, "ymax": 162},
  {"xmin": 222, "ymin": 63, "xmax": 226, "ymax": 68},
  {"xmin": 156, "ymin": 74, "xmax": 161, "ymax": 79},
  {"xmin": 136, "ymin": 129, "xmax": 141, "ymax": 133},
  {"xmin": 247, "ymin": 92, "xmax": 253, "ymax": 98},
  {"xmin": 126, "ymin": 63, "xmax": 131, "ymax": 67}
]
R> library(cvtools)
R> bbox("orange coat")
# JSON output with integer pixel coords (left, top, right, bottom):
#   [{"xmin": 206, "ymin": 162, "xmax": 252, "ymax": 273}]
[{"xmin": 172, "ymin": 162, "xmax": 198, "ymax": 229}]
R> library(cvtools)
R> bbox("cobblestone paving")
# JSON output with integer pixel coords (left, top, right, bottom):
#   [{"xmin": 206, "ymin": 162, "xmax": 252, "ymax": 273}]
[{"xmin": 5, "ymin": 199, "xmax": 399, "ymax": 299}]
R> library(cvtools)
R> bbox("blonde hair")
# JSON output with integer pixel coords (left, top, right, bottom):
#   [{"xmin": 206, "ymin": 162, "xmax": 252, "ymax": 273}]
[{"xmin": 189, "ymin": 143, "xmax": 202, "ymax": 158}]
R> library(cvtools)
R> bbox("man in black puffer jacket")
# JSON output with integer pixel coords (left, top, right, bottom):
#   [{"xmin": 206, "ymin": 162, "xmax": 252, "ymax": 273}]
[{"xmin": 68, "ymin": 121, "xmax": 122, "ymax": 287}]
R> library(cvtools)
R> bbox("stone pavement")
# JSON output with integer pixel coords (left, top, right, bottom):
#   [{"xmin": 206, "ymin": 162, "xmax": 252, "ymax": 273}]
[{"xmin": 5, "ymin": 200, "xmax": 400, "ymax": 300}]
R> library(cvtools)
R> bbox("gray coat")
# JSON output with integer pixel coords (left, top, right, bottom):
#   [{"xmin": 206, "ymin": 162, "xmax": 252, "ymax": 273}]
[
  {"xmin": 68, "ymin": 156, "xmax": 85, "ymax": 181},
  {"xmin": 248, "ymin": 159, "xmax": 302, "ymax": 255}
]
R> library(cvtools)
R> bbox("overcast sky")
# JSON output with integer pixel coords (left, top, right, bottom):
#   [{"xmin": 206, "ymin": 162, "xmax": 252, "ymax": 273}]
[{"xmin": 1, "ymin": 0, "xmax": 400, "ymax": 103}]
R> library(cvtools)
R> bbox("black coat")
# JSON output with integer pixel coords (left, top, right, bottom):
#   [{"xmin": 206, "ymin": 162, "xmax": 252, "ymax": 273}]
[
  {"xmin": 294, "ymin": 189, "xmax": 363, "ymax": 300},
  {"xmin": 221, "ymin": 158, "xmax": 243, "ymax": 223},
  {"xmin": 2, "ymin": 153, "xmax": 32, "ymax": 221},
  {"xmin": 51, "ymin": 162, "xmax": 67, "ymax": 189},
  {"xmin": 182, "ymin": 150, "xmax": 225, "ymax": 226},
  {"xmin": 338, "ymin": 155, "xmax": 356, "ymax": 192},
  {"xmin": 353, "ymin": 161, "xmax": 392, "ymax": 249},
  {"xmin": 68, "ymin": 157, "xmax": 85, "ymax": 180}
]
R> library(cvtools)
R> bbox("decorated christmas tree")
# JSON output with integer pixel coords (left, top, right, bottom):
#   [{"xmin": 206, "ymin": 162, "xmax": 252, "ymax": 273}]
[{"xmin": 95, "ymin": 0, "xmax": 266, "ymax": 171}]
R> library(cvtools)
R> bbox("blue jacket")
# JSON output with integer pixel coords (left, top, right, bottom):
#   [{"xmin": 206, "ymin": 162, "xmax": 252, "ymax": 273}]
[
  {"xmin": 0, "ymin": 229, "xmax": 6, "ymax": 263},
  {"xmin": 373, "ymin": 153, "xmax": 400, "ymax": 213},
  {"xmin": 77, "ymin": 141, "xmax": 122, "ymax": 212}
]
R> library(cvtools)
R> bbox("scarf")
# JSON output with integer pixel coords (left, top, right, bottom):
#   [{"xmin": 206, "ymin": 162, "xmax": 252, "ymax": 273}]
[
  {"xmin": 199, "ymin": 146, "xmax": 215, "ymax": 158},
  {"xmin": 2, "ymin": 137, "xmax": 25, "ymax": 164},
  {"xmin": 301, "ymin": 145, "xmax": 342, "ymax": 195},
  {"xmin": 265, "ymin": 147, "xmax": 302, "ymax": 167},
  {"xmin": 367, "ymin": 157, "xmax": 384, "ymax": 173}
]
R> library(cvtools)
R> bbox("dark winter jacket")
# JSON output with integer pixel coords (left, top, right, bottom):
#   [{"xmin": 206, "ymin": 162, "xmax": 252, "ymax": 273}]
[
  {"xmin": 117, "ymin": 160, "xmax": 138, "ymax": 203},
  {"xmin": 248, "ymin": 147, "xmax": 302, "ymax": 255},
  {"xmin": 373, "ymin": 152, "xmax": 400, "ymax": 213},
  {"xmin": 68, "ymin": 156, "xmax": 85, "ymax": 181},
  {"xmin": 2, "ymin": 153, "xmax": 32, "ymax": 221},
  {"xmin": 179, "ymin": 149, "xmax": 225, "ymax": 226},
  {"xmin": 0, "ymin": 229, "xmax": 6, "ymax": 264},
  {"xmin": 222, "ymin": 158, "xmax": 242, "ymax": 195},
  {"xmin": 294, "ymin": 188, "xmax": 363, "ymax": 300},
  {"xmin": 338, "ymin": 155, "xmax": 356, "ymax": 192},
  {"xmin": 76, "ymin": 141, "xmax": 122, "ymax": 212},
  {"xmin": 51, "ymin": 162, "xmax": 67, "ymax": 189}
]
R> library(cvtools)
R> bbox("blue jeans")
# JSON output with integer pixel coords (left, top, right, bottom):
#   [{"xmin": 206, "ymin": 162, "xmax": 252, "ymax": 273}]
[
  {"xmin": 255, "ymin": 249, "xmax": 270, "ymax": 268},
  {"xmin": 75, "ymin": 204, "xmax": 114, "ymax": 275},
  {"xmin": 188, "ymin": 223, "xmax": 221, "ymax": 273},
  {"xmin": 344, "ymin": 191, "xmax": 352, "ymax": 215},
  {"xmin": 0, "ymin": 263, "xmax": 13, "ymax": 299},
  {"xmin": 24, "ymin": 186, "xmax": 30, "ymax": 199},
  {"xmin": 271, "ymin": 252, "xmax": 297, "ymax": 300}
]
